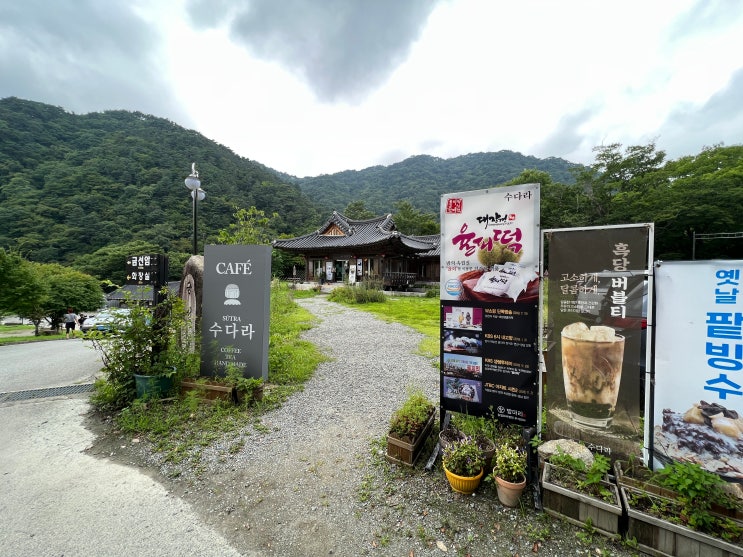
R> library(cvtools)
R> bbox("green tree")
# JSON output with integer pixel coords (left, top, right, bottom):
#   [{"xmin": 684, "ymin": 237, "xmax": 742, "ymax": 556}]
[
  {"xmin": 30, "ymin": 263, "xmax": 104, "ymax": 332},
  {"xmin": 392, "ymin": 200, "xmax": 439, "ymax": 235},
  {"xmin": 73, "ymin": 240, "xmax": 161, "ymax": 285},
  {"xmin": 216, "ymin": 205, "xmax": 303, "ymax": 278},
  {"xmin": 216, "ymin": 206, "xmax": 280, "ymax": 245},
  {"xmin": 0, "ymin": 249, "xmax": 46, "ymax": 328},
  {"xmin": 572, "ymin": 142, "xmax": 666, "ymax": 224},
  {"xmin": 344, "ymin": 201, "xmax": 376, "ymax": 220}
]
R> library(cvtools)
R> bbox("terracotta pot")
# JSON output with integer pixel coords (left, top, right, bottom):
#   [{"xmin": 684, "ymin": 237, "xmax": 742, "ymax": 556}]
[
  {"xmin": 444, "ymin": 466, "xmax": 484, "ymax": 495},
  {"xmin": 495, "ymin": 475, "xmax": 526, "ymax": 507}
]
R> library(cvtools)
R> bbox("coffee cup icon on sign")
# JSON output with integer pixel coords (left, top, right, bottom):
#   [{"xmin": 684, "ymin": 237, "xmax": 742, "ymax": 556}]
[{"xmin": 224, "ymin": 284, "xmax": 241, "ymax": 305}]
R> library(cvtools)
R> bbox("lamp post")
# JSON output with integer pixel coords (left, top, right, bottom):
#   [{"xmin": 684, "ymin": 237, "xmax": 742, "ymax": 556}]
[{"xmin": 184, "ymin": 162, "xmax": 206, "ymax": 255}]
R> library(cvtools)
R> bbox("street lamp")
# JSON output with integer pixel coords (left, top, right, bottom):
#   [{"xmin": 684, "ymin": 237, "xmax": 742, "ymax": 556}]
[{"xmin": 184, "ymin": 162, "xmax": 206, "ymax": 255}]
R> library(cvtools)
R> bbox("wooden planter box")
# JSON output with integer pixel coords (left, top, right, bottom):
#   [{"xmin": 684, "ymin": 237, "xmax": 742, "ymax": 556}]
[
  {"xmin": 541, "ymin": 462, "xmax": 624, "ymax": 539},
  {"xmin": 620, "ymin": 486, "xmax": 743, "ymax": 557},
  {"xmin": 386, "ymin": 410, "xmax": 435, "ymax": 467},
  {"xmin": 614, "ymin": 460, "xmax": 743, "ymax": 523},
  {"xmin": 180, "ymin": 379, "xmax": 239, "ymax": 404}
]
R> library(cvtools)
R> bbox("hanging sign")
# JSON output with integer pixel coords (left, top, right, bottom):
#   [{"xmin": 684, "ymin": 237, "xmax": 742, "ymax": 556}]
[{"xmin": 125, "ymin": 254, "xmax": 165, "ymax": 286}]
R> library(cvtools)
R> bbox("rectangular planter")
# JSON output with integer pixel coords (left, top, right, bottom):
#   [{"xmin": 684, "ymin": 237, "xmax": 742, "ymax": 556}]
[
  {"xmin": 180, "ymin": 379, "xmax": 239, "ymax": 404},
  {"xmin": 541, "ymin": 462, "xmax": 624, "ymax": 539},
  {"xmin": 614, "ymin": 460, "xmax": 743, "ymax": 522},
  {"xmin": 620, "ymin": 486, "xmax": 743, "ymax": 557},
  {"xmin": 386, "ymin": 410, "xmax": 435, "ymax": 467}
]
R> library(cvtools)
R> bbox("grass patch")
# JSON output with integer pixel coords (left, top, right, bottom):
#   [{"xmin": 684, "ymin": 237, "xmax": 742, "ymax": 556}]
[
  {"xmin": 0, "ymin": 324, "xmax": 35, "ymax": 333},
  {"xmin": 0, "ymin": 332, "xmax": 66, "ymax": 345},
  {"xmin": 289, "ymin": 288, "xmax": 320, "ymax": 299},
  {"xmin": 341, "ymin": 296, "xmax": 439, "ymax": 360}
]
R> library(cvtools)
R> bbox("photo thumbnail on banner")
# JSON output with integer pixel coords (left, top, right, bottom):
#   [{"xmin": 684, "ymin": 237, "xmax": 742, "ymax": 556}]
[
  {"xmin": 544, "ymin": 224, "xmax": 652, "ymax": 462},
  {"xmin": 440, "ymin": 184, "xmax": 540, "ymax": 427},
  {"xmin": 654, "ymin": 260, "xmax": 743, "ymax": 480}
]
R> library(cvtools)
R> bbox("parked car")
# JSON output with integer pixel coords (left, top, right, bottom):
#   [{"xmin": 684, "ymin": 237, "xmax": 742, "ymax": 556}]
[{"xmin": 81, "ymin": 308, "xmax": 132, "ymax": 334}]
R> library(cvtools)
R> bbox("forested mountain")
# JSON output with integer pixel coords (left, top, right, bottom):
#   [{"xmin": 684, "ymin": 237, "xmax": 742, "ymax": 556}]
[
  {"xmin": 2, "ymin": 97, "xmax": 743, "ymax": 281},
  {"xmin": 292, "ymin": 152, "xmax": 580, "ymax": 215},
  {"xmin": 0, "ymin": 97, "xmax": 583, "ymax": 280},
  {"xmin": 0, "ymin": 97, "xmax": 322, "ymax": 274}
]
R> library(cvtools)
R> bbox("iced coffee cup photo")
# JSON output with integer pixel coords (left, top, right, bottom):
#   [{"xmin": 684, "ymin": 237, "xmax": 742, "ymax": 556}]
[{"xmin": 561, "ymin": 322, "xmax": 625, "ymax": 428}]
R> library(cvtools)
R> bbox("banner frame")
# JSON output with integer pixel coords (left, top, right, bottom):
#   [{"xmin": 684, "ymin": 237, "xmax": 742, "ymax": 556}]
[{"xmin": 542, "ymin": 222, "xmax": 654, "ymax": 463}]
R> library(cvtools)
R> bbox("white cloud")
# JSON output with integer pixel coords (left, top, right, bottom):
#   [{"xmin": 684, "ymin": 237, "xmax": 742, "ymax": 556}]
[{"xmin": 1, "ymin": 0, "xmax": 743, "ymax": 176}]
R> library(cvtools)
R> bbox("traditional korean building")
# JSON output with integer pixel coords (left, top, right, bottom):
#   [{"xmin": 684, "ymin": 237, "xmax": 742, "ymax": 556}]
[{"xmin": 272, "ymin": 212, "xmax": 440, "ymax": 288}]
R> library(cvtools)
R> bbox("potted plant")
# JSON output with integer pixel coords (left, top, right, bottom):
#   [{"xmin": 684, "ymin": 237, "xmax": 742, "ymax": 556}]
[
  {"xmin": 541, "ymin": 450, "xmax": 623, "ymax": 538},
  {"xmin": 492, "ymin": 442, "xmax": 527, "ymax": 507},
  {"xmin": 620, "ymin": 460, "xmax": 743, "ymax": 556},
  {"xmin": 450, "ymin": 411, "xmax": 499, "ymax": 469},
  {"xmin": 442, "ymin": 437, "xmax": 486, "ymax": 494},
  {"xmin": 438, "ymin": 425, "xmax": 466, "ymax": 453},
  {"xmin": 386, "ymin": 388, "xmax": 435, "ymax": 466}
]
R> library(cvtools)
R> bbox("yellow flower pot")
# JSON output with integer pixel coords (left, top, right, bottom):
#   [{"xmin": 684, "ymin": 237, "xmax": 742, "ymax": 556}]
[{"xmin": 444, "ymin": 466, "xmax": 484, "ymax": 494}]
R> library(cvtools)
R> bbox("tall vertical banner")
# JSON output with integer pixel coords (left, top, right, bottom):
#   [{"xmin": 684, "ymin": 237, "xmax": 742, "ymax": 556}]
[
  {"xmin": 440, "ymin": 184, "xmax": 540, "ymax": 427},
  {"xmin": 654, "ymin": 260, "xmax": 743, "ymax": 479},
  {"xmin": 544, "ymin": 224, "xmax": 652, "ymax": 462},
  {"xmin": 201, "ymin": 245, "xmax": 272, "ymax": 380}
]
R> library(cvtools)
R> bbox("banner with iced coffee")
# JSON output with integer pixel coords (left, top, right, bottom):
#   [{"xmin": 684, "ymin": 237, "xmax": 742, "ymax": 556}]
[
  {"xmin": 544, "ymin": 224, "xmax": 653, "ymax": 462},
  {"xmin": 654, "ymin": 260, "xmax": 743, "ymax": 479},
  {"xmin": 440, "ymin": 184, "xmax": 541, "ymax": 427}
]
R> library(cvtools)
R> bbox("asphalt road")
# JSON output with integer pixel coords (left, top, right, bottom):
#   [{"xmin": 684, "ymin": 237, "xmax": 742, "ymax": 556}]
[
  {"xmin": 0, "ymin": 339, "xmax": 250, "ymax": 557},
  {"xmin": 0, "ymin": 338, "xmax": 102, "ymax": 392}
]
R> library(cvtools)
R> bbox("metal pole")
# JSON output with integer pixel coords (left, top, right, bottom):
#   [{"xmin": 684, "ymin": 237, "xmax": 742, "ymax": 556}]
[
  {"xmin": 192, "ymin": 190, "xmax": 198, "ymax": 255},
  {"xmin": 692, "ymin": 231, "xmax": 696, "ymax": 260}
]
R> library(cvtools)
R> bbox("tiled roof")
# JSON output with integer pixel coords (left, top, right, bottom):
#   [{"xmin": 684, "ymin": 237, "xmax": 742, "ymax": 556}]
[
  {"xmin": 273, "ymin": 212, "xmax": 437, "ymax": 255},
  {"xmin": 411, "ymin": 234, "xmax": 441, "ymax": 258}
]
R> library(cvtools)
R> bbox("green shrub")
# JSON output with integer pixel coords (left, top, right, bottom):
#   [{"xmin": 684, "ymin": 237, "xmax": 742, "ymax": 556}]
[
  {"xmin": 90, "ymin": 292, "xmax": 198, "ymax": 410},
  {"xmin": 492, "ymin": 442, "xmax": 526, "ymax": 482},
  {"xmin": 328, "ymin": 282, "xmax": 387, "ymax": 304}
]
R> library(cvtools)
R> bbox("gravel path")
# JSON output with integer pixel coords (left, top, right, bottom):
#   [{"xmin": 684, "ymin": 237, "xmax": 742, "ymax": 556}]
[{"xmin": 99, "ymin": 295, "xmax": 639, "ymax": 556}]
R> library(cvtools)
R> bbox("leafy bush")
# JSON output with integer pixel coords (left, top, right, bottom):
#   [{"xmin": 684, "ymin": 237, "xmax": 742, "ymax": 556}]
[
  {"xmin": 652, "ymin": 461, "xmax": 738, "ymax": 531},
  {"xmin": 452, "ymin": 407, "xmax": 523, "ymax": 447},
  {"xmin": 328, "ymin": 282, "xmax": 386, "ymax": 304},
  {"xmin": 90, "ymin": 292, "xmax": 198, "ymax": 409},
  {"xmin": 548, "ymin": 450, "xmax": 613, "ymax": 501}
]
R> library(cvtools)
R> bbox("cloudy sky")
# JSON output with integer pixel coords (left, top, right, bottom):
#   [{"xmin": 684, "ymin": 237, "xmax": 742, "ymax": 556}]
[{"xmin": 2, "ymin": 0, "xmax": 743, "ymax": 177}]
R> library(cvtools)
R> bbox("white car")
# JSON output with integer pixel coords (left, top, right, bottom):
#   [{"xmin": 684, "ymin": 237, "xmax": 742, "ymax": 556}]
[{"xmin": 81, "ymin": 308, "xmax": 132, "ymax": 334}]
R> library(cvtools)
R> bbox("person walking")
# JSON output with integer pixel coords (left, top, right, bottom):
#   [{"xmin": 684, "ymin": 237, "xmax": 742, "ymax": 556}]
[{"xmin": 63, "ymin": 308, "xmax": 79, "ymax": 339}]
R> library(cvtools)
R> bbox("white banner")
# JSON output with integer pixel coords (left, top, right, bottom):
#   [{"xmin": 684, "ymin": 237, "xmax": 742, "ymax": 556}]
[
  {"xmin": 440, "ymin": 184, "xmax": 540, "ymax": 302},
  {"xmin": 654, "ymin": 260, "xmax": 743, "ymax": 479}
]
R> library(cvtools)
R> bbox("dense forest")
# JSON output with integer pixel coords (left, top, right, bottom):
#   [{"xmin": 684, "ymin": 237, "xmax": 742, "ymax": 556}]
[
  {"xmin": 1, "ymin": 97, "xmax": 743, "ymax": 285},
  {"xmin": 293, "ymin": 152, "xmax": 579, "ymax": 215},
  {"xmin": 0, "ymin": 97, "xmax": 323, "ymax": 280}
]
